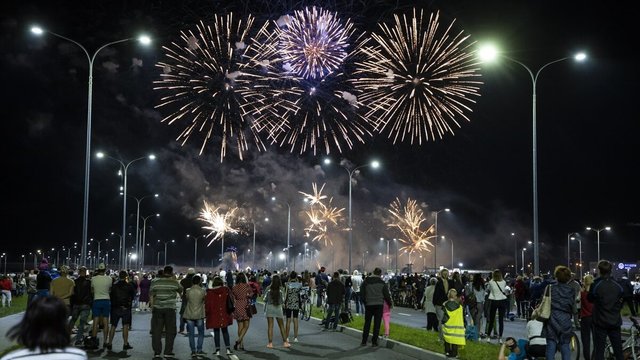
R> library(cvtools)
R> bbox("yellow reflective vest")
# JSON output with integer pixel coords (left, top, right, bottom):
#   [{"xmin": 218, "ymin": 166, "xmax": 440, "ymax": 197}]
[{"xmin": 442, "ymin": 300, "xmax": 466, "ymax": 346}]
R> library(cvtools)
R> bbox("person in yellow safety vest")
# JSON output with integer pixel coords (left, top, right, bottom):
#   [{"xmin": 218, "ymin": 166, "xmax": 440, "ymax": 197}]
[{"xmin": 442, "ymin": 288, "xmax": 465, "ymax": 359}]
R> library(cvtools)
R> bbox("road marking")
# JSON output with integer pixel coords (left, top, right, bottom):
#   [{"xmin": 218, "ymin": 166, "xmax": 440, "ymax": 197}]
[{"xmin": 398, "ymin": 312, "xmax": 412, "ymax": 316}]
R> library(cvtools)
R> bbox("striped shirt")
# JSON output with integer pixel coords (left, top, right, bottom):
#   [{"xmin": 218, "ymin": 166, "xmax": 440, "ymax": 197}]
[
  {"xmin": 0, "ymin": 347, "xmax": 87, "ymax": 360},
  {"xmin": 150, "ymin": 276, "xmax": 182, "ymax": 309}
]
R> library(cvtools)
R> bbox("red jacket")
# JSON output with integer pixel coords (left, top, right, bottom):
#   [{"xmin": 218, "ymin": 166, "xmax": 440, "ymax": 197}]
[
  {"xmin": 0, "ymin": 278, "xmax": 12, "ymax": 291},
  {"xmin": 205, "ymin": 286, "xmax": 233, "ymax": 329},
  {"xmin": 580, "ymin": 290, "xmax": 593, "ymax": 318}
]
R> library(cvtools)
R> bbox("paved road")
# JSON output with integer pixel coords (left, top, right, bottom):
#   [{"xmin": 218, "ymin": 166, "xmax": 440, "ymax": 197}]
[{"xmin": 1, "ymin": 308, "xmax": 423, "ymax": 360}]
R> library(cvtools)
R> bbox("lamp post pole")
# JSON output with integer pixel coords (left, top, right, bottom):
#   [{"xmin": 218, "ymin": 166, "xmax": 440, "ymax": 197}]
[
  {"xmin": 98, "ymin": 153, "xmax": 155, "ymax": 268},
  {"xmin": 586, "ymin": 226, "xmax": 611, "ymax": 262},
  {"xmin": 187, "ymin": 234, "xmax": 204, "ymax": 268},
  {"xmin": 133, "ymin": 195, "xmax": 158, "ymax": 269},
  {"xmin": 567, "ymin": 232, "xmax": 577, "ymax": 268},
  {"xmin": 30, "ymin": 27, "xmax": 150, "ymax": 267},
  {"xmin": 22, "ymin": 255, "xmax": 26, "ymax": 272},
  {"xmin": 511, "ymin": 232, "xmax": 517, "ymax": 274},
  {"xmin": 489, "ymin": 53, "xmax": 585, "ymax": 275},
  {"xmin": 521, "ymin": 248, "xmax": 527, "ymax": 276},
  {"xmin": 433, "ymin": 209, "xmax": 450, "ymax": 270},
  {"xmin": 159, "ymin": 239, "xmax": 175, "ymax": 266},
  {"xmin": 572, "ymin": 237, "xmax": 583, "ymax": 278},
  {"xmin": 394, "ymin": 239, "xmax": 398, "ymax": 274},
  {"xmin": 140, "ymin": 213, "xmax": 159, "ymax": 270}
]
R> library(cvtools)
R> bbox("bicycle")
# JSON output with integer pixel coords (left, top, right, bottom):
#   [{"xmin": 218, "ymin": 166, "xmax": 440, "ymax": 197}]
[
  {"xmin": 592, "ymin": 316, "xmax": 639, "ymax": 360},
  {"xmin": 299, "ymin": 286, "xmax": 312, "ymax": 321}
]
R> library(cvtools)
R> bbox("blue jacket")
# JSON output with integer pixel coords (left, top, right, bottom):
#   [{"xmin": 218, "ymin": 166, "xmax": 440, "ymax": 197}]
[{"xmin": 588, "ymin": 275, "xmax": 623, "ymax": 328}]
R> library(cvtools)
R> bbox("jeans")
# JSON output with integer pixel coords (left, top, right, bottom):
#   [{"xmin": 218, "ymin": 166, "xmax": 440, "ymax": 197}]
[
  {"xmin": 211, "ymin": 327, "xmax": 230, "ymax": 349},
  {"xmin": 353, "ymin": 292, "xmax": 363, "ymax": 314},
  {"xmin": 325, "ymin": 304, "xmax": 341, "ymax": 329},
  {"xmin": 546, "ymin": 338, "xmax": 571, "ymax": 360},
  {"xmin": 151, "ymin": 308, "xmax": 177, "ymax": 355},
  {"xmin": 69, "ymin": 304, "xmax": 91, "ymax": 343},
  {"xmin": 344, "ymin": 288, "xmax": 352, "ymax": 310},
  {"xmin": 435, "ymin": 305, "xmax": 445, "ymax": 341},
  {"xmin": 186, "ymin": 319, "xmax": 204, "ymax": 353},
  {"xmin": 593, "ymin": 325, "xmax": 623, "ymax": 360},
  {"xmin": 1, "ymin": 290, "xmax": 11, "ymax": 307},
  {"xmin": 487, "ymin": 299, "xmax": 507, "ymax": 338},
  {"xmin": 362, "ymin": 304, "xmax": 383, "ymax": 345},
  {"xmin": 580, "ymin": 316, "xmax": 593, "ymax": 360}
]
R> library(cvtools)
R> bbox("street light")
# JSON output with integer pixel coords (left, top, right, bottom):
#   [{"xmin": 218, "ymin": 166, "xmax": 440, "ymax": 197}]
[
  {"xmin": 187, "ymin": 234, "xmax": 206, "ymax": 268},
  {"xmin": 380, "ymin": 237, "xmax": 391, "ymax": 271},
  {"xmin": 30, "ymin": 26, "xmax": 151, "ymax": 267},
  {"xmin": 92, "ymin": 238, "xmax": 108, "ymax": 264},
  {"xmin": 140, "ymin": 213, "xmax": 160, "ymax": 270},
  {"xmin": 441, "ymin": 236, "xmax": 455, "ymax": 269},
  {"xmin": 97, "ymin": 152, "xmax": 156, "ymax": 267},
  {"xmin": 110, "ymin": 232, "xmax": 123, "ymax": 269},
  {"xmin": 479, "ymin": 45, "xmax": 586, "ymax": 275},
  {"xmin": 271, "ymin": 197, "xmax": 292, "ymax": 270},
  {"xmin": 567, "ymin": 232, "xmax": 579, "ymax": 268},
  {"xmin": 1, "ymin": 253, "xmax": 5, "ymax": 275},
  {"xmin": 511, "ymin": 233, "xmax": 517, "ymax": 273},
  {"xmin": 586, "ymin": 226, "xmax": 611, "ymax": 262},
  {"xmin": 521, "ymin": 248, "xmax": 527, "ymax": 276},
  {"xmin": 158, "ymin": 239, "xmax": 175, "ymax": 266},
  {"xmin": 132, "ymin": 194, "xmax": 159, "ymax": 269},
  {"xmin": 323, "ymin": 158, "xmax": 380, "ymax": 272},
  {"xmin": 433, "ymin": 208, "xmax": 451, "ymax": 270},
  {"xmin": 571, "ymin": 236, "xmax": 584, "ymax": 279}
]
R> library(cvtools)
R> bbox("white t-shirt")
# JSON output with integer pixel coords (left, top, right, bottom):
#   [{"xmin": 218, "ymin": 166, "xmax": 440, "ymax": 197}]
[
  {"xmin": 487, "ymin": 280, "xmax": 508, "ymax": 301},
  {"xmin": 91, "ymin": 274, "xmax": 112, "ymax": 300},
  {"xmin": 351, "ymin": 275, "xmax": 363, "ymax": 292},
  {"xmin": 0, "ymin": 347, "xmax": 87, "ymax": 360}
]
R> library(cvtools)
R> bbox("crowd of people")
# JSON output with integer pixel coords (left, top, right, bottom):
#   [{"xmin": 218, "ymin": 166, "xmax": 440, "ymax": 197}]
[{"xmin": 0, "ymin": 257, "xmax": 638, "ymax": 360}]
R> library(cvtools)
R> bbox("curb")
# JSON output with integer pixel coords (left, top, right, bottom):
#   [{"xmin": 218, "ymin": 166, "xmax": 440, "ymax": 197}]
[{"xmin": 310, "ymin": 315, "xmax": 446, "ymax": 360}]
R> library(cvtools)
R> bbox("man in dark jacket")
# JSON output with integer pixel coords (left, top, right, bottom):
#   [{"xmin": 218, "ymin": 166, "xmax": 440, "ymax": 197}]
[
  {"xmin": 315, "ymin": 267, "xmax": 329, "ymax": 307},
  {"xmin": 588, "ymin": 260, "xmax": 624, "ymax": 360},
  {"xmin": 618, "ymin": 272, "xmax": 637, "ymax": 316},
  {"xmin": 360, "ymin": 267, "xmax": 392, "ymax": 347},
  {"xmin": 178, "ymin": 268, "xmax": 196, "ymax": 333},
  {"xmin": 69, "ymin": 266, "xmax": 92, "ymax": 345},
  {"xmin": 432, "ymin": 268, "xmax": 453, "ymax": 341},
  {"xmin": 324, "ymin": 272, "xmax": 346, "ymax": 331},
  {"xmin": 107, "ymin": 270, "xmax": 136, "ymax": 351}
]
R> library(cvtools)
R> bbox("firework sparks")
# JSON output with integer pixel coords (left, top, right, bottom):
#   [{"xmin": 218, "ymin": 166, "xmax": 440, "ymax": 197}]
[
  {"xmin": 300, "ymin": 183, "xmax": 345, "ymax": 246},
  {"xmin": 386, "ymin": 198, "xmax": 435, "ymax": 254},
  {"xmin": 353, "ymin": 9, "xmax": 482, "ymax": 145},
  {"xmin": 199, "ymin": 201, "xmax": 240, "ymax": 246},
  {"xmin": 154, "ymin": 14, "xmax": 267, "ymax": 161},
  {"xmin": 245, "ymin": 8, "xmax": 374, "ymax": 155}
]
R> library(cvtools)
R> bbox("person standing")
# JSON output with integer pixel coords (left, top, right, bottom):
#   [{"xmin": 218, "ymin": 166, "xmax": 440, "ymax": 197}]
[
  {"xmin": 544, "ymin": 266, "xmax": 576, "ymax": 360},
  {"xmin": 618, "ymin": 271, "xmax": 637, "ymax": 316},
  {"xmin": 382, "ymin": 295, "xmax": 392, "ymax": 338},
  {"xmin": 486, "ymin": 269, "xmax": 509, "ymax": 343},
  {"xmin": 470, "ymin": 273, "xmax": 486, "ymax": 337},
  {"xmin": 433, "ymin": 268, "xmax": 454, "ymax": 342},
  {"xmin": 26, "ymin": 270, "xmax": 37, "ymax": 306},
  {"xmin": 263, "ymin": 274, "xmax": 289, "ymax": 348},
  {"xmin": 580, "ymin": 274, "xmax": 595, "ymax": 360},
  {"xmin": 422, "ymin": 277, "xmax": 438, "ymax": 331},
  {"xmin": 442, "ymin": 289, "xmax": 465, "ymax": 359},
  {"xmin": 150, "ymin": 265, "xmax": 183, "ymax": 360},
  {"xmin": 283, "ymin": 271, "xmax": 302, "ymax": 342},
  {"xmin": 324, "ymin": 272, "xmax": 345, "ymax": 332},
  {"xmin": 315, "ymin": 267, "xmax": 329, "ymax": 308},
  {"xmin": 184, "ymin": 275, "xmax": 206, "ymax": 358},
  {"xmin": 589, "ymin": 260, "xmax": 625, "ymax": 360},
  {"xmin": 179, "ymin": 268, "xmax": 196, "ymax": 334},
  {"xmin": 205, "ymin": 276, "xmax": 235, "ymax": 356},
  {"xmin": 361, "ymin": 267, "xmax": 392, "ymax": 347},
  {"xmin": 106, "ymin": 271, "xmax": 135, "ymax": 351},
  {"xmin": 50, "ymin": 265, "xmax": 75, "ymax": 312},
  {"xmin": 89, "ymin": 263, "xmax": 112, "ymax": 349},
  {"xmin": 35, "ymin": 260, "xmax": 52, "ymax": 300},
  {"xmin": 232, "ymin": 272, "xmax": 254, "ymax": 350},
  {"xmin": 351, "ymin": 270, "xmax": 364, "ymax": 315},
  {"xmin": 0, "ymin": 275, "xmax": 13, "ymax": 307},
  {"xmin": 69, "ymin": 266, "xmax": 92, "ymax": 346},
  {"xmin": 138, "ymin": 273, "xmax": 151, "ymax": 311}
]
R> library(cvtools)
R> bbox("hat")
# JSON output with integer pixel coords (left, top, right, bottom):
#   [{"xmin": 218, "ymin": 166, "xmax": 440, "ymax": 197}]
[
  {"xmin": 187, "ymin": 268, "xmax": 196, "ymax": 275},
  {"xmin": 97, "ymin": 263, "xmax": 106, "ymax": 270},
  {"xmin": 59, "ymin": 265, "xmax": 70, "ymax": 274}
]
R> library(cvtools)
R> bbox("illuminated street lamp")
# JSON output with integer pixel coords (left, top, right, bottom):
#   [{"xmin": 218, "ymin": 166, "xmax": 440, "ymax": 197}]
[
  {"xmin": 97, "ymin": 152, "xmax": 156, "ymax": 267},
  {"xmin": 139, "ymin": 213, "xmax": 159, "ymax": 270},
  {"xmin": 586, "ymin": 226, "xmax": 611, "ymax": 262},
  {"xmin": 186, "ymin": 234, "xmax": 206, "ymax": 268},
  {"xmin": 433, "ymin": 208, "xmax": 451, "ymax": 270},
  {"xmin": 323, "ymin": 158, "xmax": 380, "ymax": 272},
  {"xmin": 158, "ymin": 239, "xmax": 175, "ymax": 266},
  {"xmin": 521, "ymin": 248, "xmax": 527, "ymax": 276},
  {"xmin": 132, "ymin": 194, "xmax": 159, "ymax": 269},
  {"xmin": 30, "ymin": 26, "xmax": 151, "ymax": 266},
  {"xmin": 571, "ymin": 236, "xmax": 583, "ymax": 278},
  {"xmin": 479, "ymin": 44, "xmax": 586, "ymax": 275}
]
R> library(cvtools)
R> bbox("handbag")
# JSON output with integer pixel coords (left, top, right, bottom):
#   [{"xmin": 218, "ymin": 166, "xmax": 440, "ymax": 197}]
[
  {"xmin": 226, "ymin": 291, "xmax": 235, "ymax": 314},
  {"xmin": 249, "ymin": 303, "xmax": 258, "ymax": 315},
  {"xmin": 532, "ymin": 285, "xmax": 552, "ymax": 321}
]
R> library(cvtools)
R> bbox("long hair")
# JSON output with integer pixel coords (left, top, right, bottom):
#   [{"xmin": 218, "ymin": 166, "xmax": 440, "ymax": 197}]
[
  {"xmin": 235, "ymin": 272, "xmax": 247, "ymax": 284},
  {"xmin": 472, "ymin": 273, "xmax": 484, "ymax": 291},
  {"xmin": 270, "ymin": 274, "xmax": 282, "ymax": 305},
  {"xmin": 7, "ymin": 296, "xmax": 71, "ymax": 351}
]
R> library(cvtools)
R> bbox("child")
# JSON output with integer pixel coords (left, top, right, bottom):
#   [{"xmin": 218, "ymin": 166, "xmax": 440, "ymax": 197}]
[
  {"xmin": 382, "ymin": 297, "xmax": 392, "ymax": 338},
  {"xmin": 442, "ymin": 289, "xmax": 465, "ymax": 359}
]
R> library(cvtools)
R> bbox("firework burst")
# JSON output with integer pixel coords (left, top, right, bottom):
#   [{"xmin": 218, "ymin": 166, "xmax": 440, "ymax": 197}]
[
  {"xmin": 386, "ymin": 197, "xmax": 435, "ymax": 254},
  {"xmin": 299, "ymin": 182, "xmax": 345, "ymax": 246},
  {"xmin": 245, "ymin": 8, "xmax": 375, "ymax": 155},
  {"xmin": 199, "ymin": 201, "xmax": 240, "ymax": 246},
  {"xmin": 354, "ymin": 9, "xmax": 482, "ymax": 144},
  {"xmin": 154, "ymin": 14, "xmax": 267, "ymax": 161}
]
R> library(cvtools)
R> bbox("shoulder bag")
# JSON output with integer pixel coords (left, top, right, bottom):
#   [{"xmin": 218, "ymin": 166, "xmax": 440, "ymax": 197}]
[
  {"xmin": 532, "ymin": 285, "xmax": 551, "ymax": 321},
  {"xmin": 226, "ymin": 289, "xmax": 235, "ymax": 314}
]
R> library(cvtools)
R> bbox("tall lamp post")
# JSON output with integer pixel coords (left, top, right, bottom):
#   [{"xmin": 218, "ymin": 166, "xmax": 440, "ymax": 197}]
[
  {"xmin": 271, "ymin": 197, "xmax": 292, "ymax": 270},
  {"xmin": 511, "ymin": 232, "xmax": 517, "ymax": 274},
  {"xmin": 93, "ymin": 238, "xmax": 108, "ymax": 264},
  {"xmin": 97, "ymin": 152, "xmax": 156, "ymax": 267},
  {"xmin": 380, "ymin": 238, "xmax": 390, "ymax": 271},
  {"xmin": 323, "ymin": 158, "xmax": 380, "ymax": 272},
  {"xmin": 133, "ymin": 194, "xmax": 158, "ymax": 269},
  {"xmin": 586, "ymin": 226, "xmax": 611, "ymax": 262},
  {"xmin": 479, "ymin": 46, "xmax": 586, "ymax": 275},
  {"xmin": 441, "ymin": 236, "xmax": 454, "ymax": 269},
  {"xmin": 433, "ymin": 208, "xmax": 451, "ymax": 270},
  {"xmin": 567, "ymin": 232, "xmax": 578, "ymax": 268},
  {"xmin": 110, "ymin": 232, "xmax": 123, "ymax": 269},
  {"xmin": 521, "ymin": 248, "xmax": 527, "ymax": 276},
  {"xmin": 394, "ymin": 238, "xmax": 399, "ymax": 274},
  {"xmin": 187, "ymin": 234, "xmax": 205, "ymax": 268},
  {"xmin": 158, "ymin": 239, "xmax": 175, "ymax": 266},
  {"xmin": 30, "ymin": 26, "xmax": 151, "ymax": 267},
  {"xmin": 22, "ymin": 254, "xmax": 26, "ymax": 272},
  {"xmin": 140, "ymin": 213, "xmax": 159, "ymax": 270},
  {"xmin": 571, "ymin": 236, "xmax": 583, "ymax": 278}
]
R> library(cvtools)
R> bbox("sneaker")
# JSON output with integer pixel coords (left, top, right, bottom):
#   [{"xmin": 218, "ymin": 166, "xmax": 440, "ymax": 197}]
[
  {"xmin": 499, "ymin": 338, "xmax": 504, "ymax": 344},
  {"xmin": 105, "ymin": 343, "xmax": 112, "ymax": 350},
  {"xmin": 214, "ymin": 349, "xmax": 221, "ymax": 355},
  {"xmin": 164, "ymin": 353, "xmax": 176, "ymax": 359},
  {"xmin": 123, "ymin": 343, "xmax": 133, "ymax": 350},
  {"xmin": 283, "ymin": 341, "xmax": 291, "ymax": 348},
  {"xmin": 293, "ymin": 337, "xmax": 298, "ymax": 342},
  {"xmin": 196, "ymin": 350, "xmax": 206, "ymax": 357},
  {"xmin": 486, "ymin": 337, "xmax": 491, "ymax": 343},
  {"xmin": 191, "ymin": 352, "xmax": 197, "ymax": 358},
  {"xmin": 153, "ymin": 355, "xmax": 162, "ymax": 359}
]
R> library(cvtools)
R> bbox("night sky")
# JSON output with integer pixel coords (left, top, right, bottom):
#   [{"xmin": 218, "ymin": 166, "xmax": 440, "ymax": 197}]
[{"xmin": 3, "ymin": 0, "xmax": 638, "ymax": 273}]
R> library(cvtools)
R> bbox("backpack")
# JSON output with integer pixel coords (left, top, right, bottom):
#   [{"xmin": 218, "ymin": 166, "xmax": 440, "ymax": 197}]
[{"xmin": 464, "ymin": 283, "xmax": 477, "ymax": 307}]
